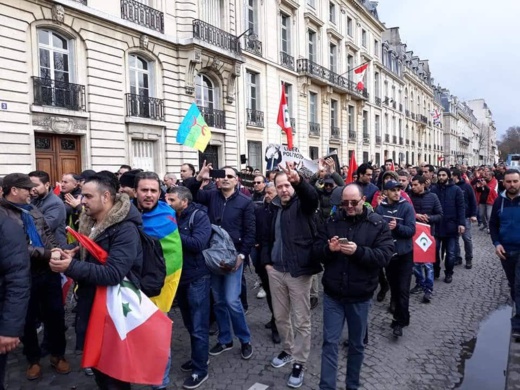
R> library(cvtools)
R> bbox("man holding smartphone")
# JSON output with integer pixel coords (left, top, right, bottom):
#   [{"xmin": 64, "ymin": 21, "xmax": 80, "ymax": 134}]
[{"xmin": 315, "ymin": 183, "xmax": 394, "ymax": 390}]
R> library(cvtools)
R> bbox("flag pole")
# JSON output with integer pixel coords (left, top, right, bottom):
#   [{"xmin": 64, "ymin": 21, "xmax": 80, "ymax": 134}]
[{"xmin": 338, "ymin": 60, "xmax": 371, "ymax": 77}]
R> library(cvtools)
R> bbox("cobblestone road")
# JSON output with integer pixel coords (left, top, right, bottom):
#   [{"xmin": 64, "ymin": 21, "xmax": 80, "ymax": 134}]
[{"xmin": 4, "ymin": 227, "xmax": 510, "ymax": 390}]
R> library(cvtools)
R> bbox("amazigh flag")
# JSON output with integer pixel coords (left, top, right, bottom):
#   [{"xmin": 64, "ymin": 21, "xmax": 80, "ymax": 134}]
[
  {"xmin": 345, "ymin": 151, "xmax": 358, "ymax": 184},
  {"xmin": 66, "ymin": 227, "xmax": 172, "ymax": 385},
  {"xmin": 141, "ymin": 201, "xmax": 183, "ymax": 313},
  {"xmin": 277, "ymin": 83, "xmax": 294, "ymax": 150},
  {"xmin": 176, "ymin": 103, "xmax": 212, "ymax": 152},
  {"xmin": 354, "ymin": 63, "xmax": 369, "ymax": 91},
  {"xmin": 413, "ymin": 222, "xmax": 436, "ymax": 263}
]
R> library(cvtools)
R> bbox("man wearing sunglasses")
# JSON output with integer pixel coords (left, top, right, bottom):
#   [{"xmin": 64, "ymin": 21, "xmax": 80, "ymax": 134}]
[
  {"xmin": 315, "ymin": 183, "xmax": 394, "ymax": 390},
  {"xmin": 251, "ymin": 175, "xmax": 266, "ymax": 202}
]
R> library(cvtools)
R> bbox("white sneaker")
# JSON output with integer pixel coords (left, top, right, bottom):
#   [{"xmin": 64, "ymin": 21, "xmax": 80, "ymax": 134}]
[{"xmin": 256, "ymin": 287, "xmax": 266, "ymax": 299}]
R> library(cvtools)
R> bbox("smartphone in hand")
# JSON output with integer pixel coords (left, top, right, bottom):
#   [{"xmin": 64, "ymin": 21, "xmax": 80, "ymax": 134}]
[{"xmin": 338, "ymin": 238, "xmax": 351, "ymax": 245}]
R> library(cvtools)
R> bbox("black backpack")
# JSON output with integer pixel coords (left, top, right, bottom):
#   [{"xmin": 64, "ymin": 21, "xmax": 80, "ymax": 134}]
[{"xmin": 137, "ymin": 228, "xmax": 166, "ymax": 297}]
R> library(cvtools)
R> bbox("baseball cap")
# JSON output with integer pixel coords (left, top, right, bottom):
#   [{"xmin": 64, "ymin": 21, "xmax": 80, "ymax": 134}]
[
  {"xmin": 383, "ymin": 180, "xmax": 402, "ymax": 191},
  {"xmin": 3, "ymin": 173, "xmax": 38, "ymax": 190}
]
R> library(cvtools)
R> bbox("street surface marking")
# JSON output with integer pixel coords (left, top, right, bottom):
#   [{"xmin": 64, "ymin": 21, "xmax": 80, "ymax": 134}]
[{"xmin": 248, "ymin": 383, "xmax": 269, "ymax": 390}]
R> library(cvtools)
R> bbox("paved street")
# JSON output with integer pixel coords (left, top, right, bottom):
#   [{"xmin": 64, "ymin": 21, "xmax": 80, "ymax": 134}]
[{"xmin": 4, "ymin": 227, "xmax": 510, "ymax": 390}]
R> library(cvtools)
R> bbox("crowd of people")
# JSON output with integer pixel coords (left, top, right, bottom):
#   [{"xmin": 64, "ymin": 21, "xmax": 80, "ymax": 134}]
[{"xmin": 0, "ymin": 158, "xmax": 518, "ymax": 390}]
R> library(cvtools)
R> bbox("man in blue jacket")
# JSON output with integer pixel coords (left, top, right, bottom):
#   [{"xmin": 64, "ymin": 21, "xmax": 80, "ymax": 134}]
[
  {"xmin": 167, "ymin": 186, "xmax": 212, "ymax": 389},
  {"xmin": 376, "ymin": 181, "xmax": 416, "ymax": 337},
  {"xmin": 189, "ymin": 162, "xmax": 255, "ymax": 361},
  {"xmin": 452, "ymin": 169, "xmax": 478, "ymax": 269},
  {"xmin": 489, "ymin": 169, "xmax": 520, "ymax": 340},
  {"xmin": 431, "ymin": 168, "xmax": 466, "ymax": 284},
  {"xmin": 0, "ymin": 209, "xmax": 31, "ymax": 390}
]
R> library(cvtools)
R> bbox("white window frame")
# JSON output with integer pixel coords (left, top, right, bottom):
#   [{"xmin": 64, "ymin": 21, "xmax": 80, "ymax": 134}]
[
  {"xmin": 280, "ymin": 13, "xmax": 291, "ymax": 54},
  {"xmin": 246, "ymin": 70, "xmax": 260, "ymax": 111},
  {"xmin": 38, "ymin": 29, "xmax": 74, "ymax": 83},
  {"xmin": 309, "ymin": 91, "xmax": 318, "ymax": 123}
]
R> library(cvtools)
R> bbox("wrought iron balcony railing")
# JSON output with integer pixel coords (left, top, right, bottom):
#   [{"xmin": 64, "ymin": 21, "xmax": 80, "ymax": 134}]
[
  {"xmin": 309, "ymin": 122, "xmax": 320, "ymax": 136},
  {"xmin": 126, "ymin": 93, "xmax": 164, "ymax": 121},
  {"xmin": 393, "ymin": 135, "xmax": 397, "ymax": 144},
  {"xmin": 331, "ymin": 126, "xmax": 340, "ymax": 140},
  {"xmin": 121, "ymin": 0, "xmax": 164, "ymax": 33},
  {"xmin": 280, "ymin": 52, "xmax": 294, "ymax": 70},
  {"xmin": 193, "ymin": 19, "xmax": 241, "ymax": 55},
  {"xmin": 33, "ymin": 76, "xmax": 85, "ymax": 111},
  {"xmin": 384, "ymin": 134, "xmax": 390, "ymax": 143},
  {"xmin": 296, "ymin": 59, "xmax": 368, "ymax": 99},
  {"xmin": 246, "ymin": 108, "xmax": 264, "ymax": 127},
  {"xmin": 383, "ymin": 96, "xmax": 390, "ymax": 105},
  {"xmin": 375, "ymin": 96, "xmax": 382, "ymax": 106},
  {"xmin": 376, "ymin": 135, "xmax": 382, "ymax": 145},
  {"xmin": 405, "ymin": 109, "xmax": 410, "ymax": 118},
  {"xmin": 348, "ymin": 131, "xmax": 356, "ymax": 141},
  {"xmin": 198, "ymin": 106, "xmax": 226, "ymax": 129},
  {"xmin": 244, "ymin": 35, "xmax": 262, "ymax": 56}
]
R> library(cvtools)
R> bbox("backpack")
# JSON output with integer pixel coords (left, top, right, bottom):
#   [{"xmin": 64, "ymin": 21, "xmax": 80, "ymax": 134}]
[
  {"xmin": 188, "ymin": 209, "xmax": 238, "ymax": 275},
  {"xmin": 137, "ymin": 228, "xmax": 166, "ymax": 297}
]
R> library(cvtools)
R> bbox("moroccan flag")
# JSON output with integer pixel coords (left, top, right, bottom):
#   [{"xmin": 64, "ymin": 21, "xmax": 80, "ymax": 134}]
[
  {"xmin": 413, "ymin": 222, "xmax": 436, "ymax": 263},
  {"xmin": 66, "ymin": 227, "xmax": 172, "ymax": 385},
  {"xmin": 277, "ymin": 83, "xmax": 294, "ymax": 150},
  {"xmin": 354, "ymin": 63, "xmax": 369, "ymax": 91},
  {"xmin": 141, "ymin": 201, "xmax": 183, "ymax": 313},
  {"xmin": 345, "ymin": 151, "xmax": 358, "ymax": 184},
  {"xmin": 176, "ymin": 103, "xmax": 212, "ymax": 152}
]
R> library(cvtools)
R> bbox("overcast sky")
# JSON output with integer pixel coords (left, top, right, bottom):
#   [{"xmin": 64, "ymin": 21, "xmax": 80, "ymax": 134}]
[{"xmin": 377, "ymin": 0, "xmax": 519, "ymax": 137}]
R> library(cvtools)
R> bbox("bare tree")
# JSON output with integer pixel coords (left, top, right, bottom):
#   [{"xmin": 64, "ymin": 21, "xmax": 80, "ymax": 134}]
[{"xmin": 497, "ymin": 126, "xmax": 520, "ymax": 159}]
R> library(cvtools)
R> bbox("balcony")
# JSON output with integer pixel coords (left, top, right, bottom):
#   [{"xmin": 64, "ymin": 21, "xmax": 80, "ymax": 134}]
[
  {"xmin": 349, "ymin": 131, "xmax": 356, "ymax": 141},
  {"xmin": 331, "ymin": 126, "xmax": 340, "ymax": 140},
  {"xmin": 383, "ymin": 96, "xmax": 390, "ymax": 106},
  {"xmin": 376, "ymin": 135, "xmax": 382, "ymax": 145},
  {"xmin": 420, "ymin": 115, "xmax": 428, "ymax": 124},
  {"xmin": 33, "ymin": 77, "xmax": 85, "ymax": 111},
  {"xmin": 246, "ymin": 109, "xmax": 264, "ymax": 127},
  {"xmin": 309, "ymin": 122, "xmax": 320, "ymax": 136},
  {"xmin": 392, "ymin": 135, "xmax": 397, "ymax": 144},
  {"xmin": 460, "ymin": 136, "xmax": 470, "ymax": 145},
  {"xmin": 375, "ymin": 96, "xmax": 382, "ymax": 107},
  {"xmin": 243, "ymin": 35, "xmax": 262, "ymax": 57},
  {"xmin": 384, "ymin": 134, "xmax": 390, "ymax": 143},
  {"xmin": 280, "ymin": 52, "xmax": 294, "ymax": 71},
  {"xmin": 126, "ymin": 93, "xmax": 164, "ymax": 121},
  {"xmin": 193, "ymin": 19, "xmax": 241, "ymax": 55},
  {"xmin": 121, "ymin": 0, "xmax": 164, "ymax": 33},
  {"xmin": 198, "ymin": 106, "xmax": 226, "ymax": 129},
  {"xmin": 405, "ymin": 109, "xmax": 410, "ymax": 118},
  {"xmin": 399, "ymin": 137, "xmax": 403, "ymax": 145},
  {"xmin": 296, "ymin": 59, "xmax": 368, "ymax": 99}
]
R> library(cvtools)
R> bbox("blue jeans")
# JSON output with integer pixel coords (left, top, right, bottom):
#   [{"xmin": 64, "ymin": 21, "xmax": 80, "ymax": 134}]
[
  {"xmin": 435, "ymin": 236, "xmax": 458, "ymax": 277},
  {"xmin": 211, "ymin": 264, "xmax": 251, "ymax": 345},
  {"xmin": 319, "ymin": 294, "xmax": 371, "ymax": 390},
  {"xmin": 177, "ymin": 275, "xmax": 211, "ymax": 377},
  {"xmin": 456, "ymin": 218, "xmax": 473, "ymax": 262},
  {"xmin": 413, "ymin": 263, "xmax": 434, "ymax": 293},
  {"xmin": 151, "ymin": 352, "xmax": 171, "ymax": 389},
  {"xmin": 500, "ymin": 251, "xmax": 520, "ymax": 331}
]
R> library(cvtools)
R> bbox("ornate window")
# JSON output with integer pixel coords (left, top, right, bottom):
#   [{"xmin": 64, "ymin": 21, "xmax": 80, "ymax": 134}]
[
  {"xmin": 38, "ymin": 29, "xmax": 72, "ymax": 82},
  {"xmin": 129, "ymin": 54, "xmax": 153, "ymax": 97}
]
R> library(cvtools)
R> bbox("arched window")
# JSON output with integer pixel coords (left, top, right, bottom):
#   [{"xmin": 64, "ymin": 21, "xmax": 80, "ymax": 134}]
[
  {"xmin": 195, "ymin": 74, "xmax": 219, "ymax": 109},
  {"xmin": 129, "ymin": 54, "xmax": 153, "ymax": 97},
  {"xmin": 38, "ymin": 29, "xmax": 72, "ymax": 82}
]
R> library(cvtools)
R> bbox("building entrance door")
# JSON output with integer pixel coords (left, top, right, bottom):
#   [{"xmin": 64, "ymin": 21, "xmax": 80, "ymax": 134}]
[{"xmin": 35, "ymin": 133, "xmax": 82, "ymax": 184}]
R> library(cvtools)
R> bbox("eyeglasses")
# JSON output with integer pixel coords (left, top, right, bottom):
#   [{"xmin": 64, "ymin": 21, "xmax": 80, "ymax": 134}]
[
  {"xmin": 324, "ymin": 183, "xmax": 334, "ymax": 187},
  {"xmin": 340, "ymin": 199, "xmax": 363, "ymax": 207}
]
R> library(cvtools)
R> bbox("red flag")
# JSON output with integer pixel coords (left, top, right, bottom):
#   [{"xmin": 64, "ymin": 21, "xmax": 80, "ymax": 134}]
[
  {"xmin": 277, "ymin": 83, "xmax": 294, "ymax": 150},
  {"xmin": 61, "ymin": 274, "xmax": 73, "ymax": 305},
  {"xmin": 390, "ymin": 161, "xmax": 395, "ymax": 171},
  {"xmin": 413, "ymin": 222, "xmax": 436, "ymax": 263},
  {"xmin": 65, "ymin": 227, "xmax": 172, "ymax": 385},
  {"xmin": 345, "ymin": 151, "xmax": 358, "ymax": 184},
  {"xmin": 53, "ymin": 183, "xmax": 61, "ymax": 196},
  {"xmin": 354, "ymin": 63, "xmax": 369, "ymax": 91}
]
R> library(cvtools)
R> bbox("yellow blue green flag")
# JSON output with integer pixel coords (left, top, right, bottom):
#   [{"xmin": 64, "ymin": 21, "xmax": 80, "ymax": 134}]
[{"xmin": 176, "ymin": 103, "xmax": 212, "ymax": 152}]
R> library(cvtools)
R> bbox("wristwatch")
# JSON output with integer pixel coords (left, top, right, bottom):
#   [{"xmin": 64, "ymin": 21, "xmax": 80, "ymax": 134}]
[{"xmin": 238, "ymin": 254, "xmax": 246, "ymax": 260}]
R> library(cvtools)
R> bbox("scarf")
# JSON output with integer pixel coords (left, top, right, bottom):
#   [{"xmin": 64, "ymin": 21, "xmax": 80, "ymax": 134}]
[{"xmin": 16, "ymin": 203, "xmax": 45, "ymax": 248}]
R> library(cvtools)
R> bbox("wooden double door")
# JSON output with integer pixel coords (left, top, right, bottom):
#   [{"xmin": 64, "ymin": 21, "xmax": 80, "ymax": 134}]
[{"xmin": 35, "ymin": 133, "xmax": 82, "ymax": 185}]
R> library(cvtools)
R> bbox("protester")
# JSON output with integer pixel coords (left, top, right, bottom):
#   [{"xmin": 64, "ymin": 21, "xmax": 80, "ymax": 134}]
[
  {"xmin": 315, "ymin": 183, "xmax": 394, "ymax": 390},
  {"xmin": 355, "ymin": 163, "xmax": 378, "ymax": 204}
]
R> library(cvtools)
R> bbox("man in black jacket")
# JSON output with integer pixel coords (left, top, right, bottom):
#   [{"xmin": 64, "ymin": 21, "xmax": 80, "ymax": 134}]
[
  {"xmin": 315, "ymin": 183, "xmax": 394, "ymax": 390},
  {"xmin": 264, "ymin": 164, "xmax": 321, "ymax": 389},
  {"xmin": 49, "ymin": 172, "xmax": 143, "ymax": 389},
  {"xmin": 0, "ymin": 209, "xmax": 31, "ymax": 390},
  {"xmin": 0, "ymin": 173, "xmax": 69, "ymax": 380}
]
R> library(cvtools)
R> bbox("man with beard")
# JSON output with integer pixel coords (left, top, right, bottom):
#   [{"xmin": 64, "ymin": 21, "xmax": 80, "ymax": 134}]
[
  {"xmin": 29, "ymin": 171, "xmax": 67, "ymax": 246},
  {"xmin": 430, "ymin": 168, "xmax": 466, "ymax": 283},
  {"xmin": 59, "ymin": 173, "xmax": 82, "ymax": 236},
  {"xmin": 133, "ymin": 173, "xmax": 184, "ymax": 390},
  {"xmin": 489, "ymin": 169, "xmax": 520, "ymax": 340}
]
